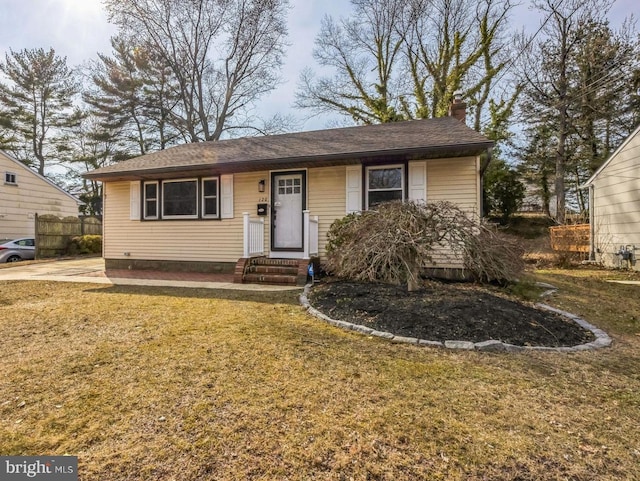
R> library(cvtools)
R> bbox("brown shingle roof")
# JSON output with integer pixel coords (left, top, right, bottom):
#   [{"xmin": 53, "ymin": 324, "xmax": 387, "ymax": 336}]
[{"xmin": 84, "ymin": 117, "xmax": 492, "ymax": 181}]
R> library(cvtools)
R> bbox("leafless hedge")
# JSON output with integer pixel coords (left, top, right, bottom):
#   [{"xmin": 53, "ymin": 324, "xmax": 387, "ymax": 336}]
[{"xmin": 325, "ymin": 201, "xmax": 524, "ymax": 290}]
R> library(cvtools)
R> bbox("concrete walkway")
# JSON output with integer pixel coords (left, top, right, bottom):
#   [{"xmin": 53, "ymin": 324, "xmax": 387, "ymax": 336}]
[{"xmin": 0, "ymin": 258, "xmax": 301, "ymax": 291}]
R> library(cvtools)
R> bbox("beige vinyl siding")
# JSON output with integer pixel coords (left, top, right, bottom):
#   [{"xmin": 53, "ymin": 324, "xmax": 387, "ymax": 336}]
[
  {"xmin": 592, "ymin": 134, "xmax": 640, "ymax": 269},
  {"xmin": 0, "ymin": 152, "xmax": 79, "ymax": 239},
  {"xmin": 426, "ymin": 157, "xmax": 479, "ymax": 269},
  {"xmin": 103, "ymin": 157, "xmax": 481, "ymax": 267},
  {"xmin": 307, "ymin": 159, "xmax": 480, "ymax": 266},
  {"xmin": 104, "ymin": 172, "xmax": 269, "ymax": 262},
  {"xmin": 426, "ymin": 157, "xmax": 479, "ymax": 214},
  {"xmin": 308, "ymin": 166, "xmax": 347, "ymax": 259}
]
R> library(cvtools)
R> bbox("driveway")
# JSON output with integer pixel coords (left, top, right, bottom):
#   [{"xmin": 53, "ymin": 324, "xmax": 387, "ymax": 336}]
[
  {"xmin": 0, "ymin": 257, "xmax": 106, "ymax": 280},
  {"xmin": 0, "ymin": 258, "xmax": 299, "ymax": 291}
]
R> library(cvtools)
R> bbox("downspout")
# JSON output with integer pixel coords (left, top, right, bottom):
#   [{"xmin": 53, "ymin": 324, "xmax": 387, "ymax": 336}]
[
  {"xmin": 588, "ymin": 184, "xmax": 596, "ymax": 261},
  {"xmin": 479, "ymin": 147, "xmax": 493, "ymax": 218},
  {"xmin": 480, "ymin": 147, "xmax": 493, "ymax": 176}
]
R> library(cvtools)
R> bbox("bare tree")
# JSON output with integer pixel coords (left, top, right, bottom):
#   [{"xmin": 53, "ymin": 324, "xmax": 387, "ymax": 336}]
[
  {"xmin": 297, "ymin": 0, "xmax": 517, "ymax": 130},
  {"xmin": 296, "ymin": 0, "xmax": 407, "ymax": 124},
  {"xmin": 103, "ymin": 0, "xmax": 289, "ymax": 142},
  {"xmin": 402, "ymin": 0, "xmax": 513, "ymax": 120}
]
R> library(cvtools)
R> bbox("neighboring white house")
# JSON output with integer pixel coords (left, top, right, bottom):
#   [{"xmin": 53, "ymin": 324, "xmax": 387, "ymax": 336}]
[
  {"xmin": 582, "ymin": 124, "xmax": 640, "ymax": 270},
  {"xmin": 0, "ymin": 150, "xmax": 81, "ymax": 239}
]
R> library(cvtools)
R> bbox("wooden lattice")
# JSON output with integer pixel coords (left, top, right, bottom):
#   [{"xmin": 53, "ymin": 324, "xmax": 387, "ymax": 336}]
[{"xmin": 549, "ymin": 224, "xmax": 590, "ymax": 253}]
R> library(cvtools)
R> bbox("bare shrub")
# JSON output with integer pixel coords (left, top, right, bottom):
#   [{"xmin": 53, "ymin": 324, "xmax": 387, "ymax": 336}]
[
  {"xmin": 552, "ymin": 251, "xmax": 589, "ymax": 268},
  {"xmin": 456, "ymin": 226, "xmax": 525, "ymax": 285},
  {"xmin": 325, "ymin": 201, "xmax": 524, "ymax": 289}
]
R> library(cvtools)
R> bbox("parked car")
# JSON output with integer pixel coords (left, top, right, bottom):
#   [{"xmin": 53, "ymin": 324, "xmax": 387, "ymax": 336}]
[{"xmin": 0, "ymin": 238, "xmax": 36, "ymax": 263}]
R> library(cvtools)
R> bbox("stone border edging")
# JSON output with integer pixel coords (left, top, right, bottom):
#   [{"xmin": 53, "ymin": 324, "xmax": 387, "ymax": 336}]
[{"xmin": 299, "ymin": 283, "xmax": 612, "ymax": 353}]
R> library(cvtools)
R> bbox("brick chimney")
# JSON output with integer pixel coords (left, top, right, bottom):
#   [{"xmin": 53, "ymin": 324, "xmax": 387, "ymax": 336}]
[{"xmin": 448, "ymin": 91, "xmax": 466, "ymax": 123}]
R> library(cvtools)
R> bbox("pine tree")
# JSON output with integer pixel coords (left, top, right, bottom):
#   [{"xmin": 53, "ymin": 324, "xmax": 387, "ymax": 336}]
[
  {"xmin": 0, "ymin": 48, "xmax": 79, "ymax": 175},
  {"xmin": 569, "ymin": 19, "xmax": 639, "ymax": 174},
  {"xmin": 65, "ymin": 113, "xmax": 130, "ymax": 216},
  {"xmin": 518, "ymin": 124, "xmax": 556, "ymax": 216},
  {"xmin": 84, "ymin": 36, "xmax": 180, "ymax": 156},
  {"xmin": 519, "ymin": 3, "xmax": 639, "ymax": 220}
]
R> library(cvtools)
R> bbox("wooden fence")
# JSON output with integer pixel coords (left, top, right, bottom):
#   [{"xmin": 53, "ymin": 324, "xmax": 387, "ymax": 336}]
[
  {"xmin": 35, "ymin": 214, "xmax": 102, "ymax": 258},
  {"xmin": 549, "ymin": 224, "xmax": 590, "ymax": 253}
]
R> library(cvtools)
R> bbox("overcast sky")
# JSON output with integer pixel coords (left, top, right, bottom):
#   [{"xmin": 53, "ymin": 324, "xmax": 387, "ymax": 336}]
[{"xmin": 0, "ymin": 0, "xmax": 637, "ymax": 132}]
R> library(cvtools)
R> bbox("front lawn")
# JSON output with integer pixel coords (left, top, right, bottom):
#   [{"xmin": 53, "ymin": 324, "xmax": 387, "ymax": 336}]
[{"xmin": 0, "ymin": 272, "xmax": 639, "ymax": 480}]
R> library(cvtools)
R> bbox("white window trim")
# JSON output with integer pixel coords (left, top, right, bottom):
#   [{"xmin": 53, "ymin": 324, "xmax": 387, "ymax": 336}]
[
  {"xmin": 143, "ymin": 181, "xmax": 159, "ymax": 220},
  {"xmin": 161, "ymin": 178, "xmax": 199, "ymax": 220},
  {"xmin": 365, "ymin": 164, "xmax": 405, "ymax": 209},
  {"xmin": 4, "ymin": 172, "xmax": 17, "ymax": 185},
  {"xmin": 201, "ymin": 177, "xmax": 219, "ymax": 219}
]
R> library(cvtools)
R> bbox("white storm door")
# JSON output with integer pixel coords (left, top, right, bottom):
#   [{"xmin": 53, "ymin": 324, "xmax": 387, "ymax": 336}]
[{"xmin": 272, "ymin": 172, "xmax": 304, "ymax": 250}]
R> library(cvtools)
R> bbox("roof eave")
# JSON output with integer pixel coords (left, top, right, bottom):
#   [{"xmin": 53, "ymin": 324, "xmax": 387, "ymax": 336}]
[
  {"xmin": 83, "ymin": 142, "xmax": 494, "ymax": 182},
  {"xmin": 580, "ymin": 123, "xmax": 640, "ymax": 188}
]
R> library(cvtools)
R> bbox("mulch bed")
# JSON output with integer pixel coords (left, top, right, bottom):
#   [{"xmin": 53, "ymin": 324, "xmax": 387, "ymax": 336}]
[{"xmin": 309, "ymin": 280, "xmax": 595, "ymax": 347}]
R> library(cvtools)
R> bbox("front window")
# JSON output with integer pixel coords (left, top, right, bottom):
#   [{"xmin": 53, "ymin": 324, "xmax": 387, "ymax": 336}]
[
  {"xmin": 141, "ymin": 177, "xmax": 221, "ymax": 220},
  {"xmin": 162, "ymin": 179, "xmax": 198, "ymax": 219},
  {"xmin": 366, "ymin": 165, "xmax": 404, "ymax": 208}
]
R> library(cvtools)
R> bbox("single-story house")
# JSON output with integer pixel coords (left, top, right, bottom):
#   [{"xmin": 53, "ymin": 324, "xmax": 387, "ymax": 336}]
[
  {"xmin": 0, "ymin": 150, "xmax": 81, "ymax": 239},
  {"xmin": 582, "ymin": 124, "xmax": 640, "ymax": 270},
  {"xmin": 84, "ymin": 102, "xmax": 493, "ymax": 284}
]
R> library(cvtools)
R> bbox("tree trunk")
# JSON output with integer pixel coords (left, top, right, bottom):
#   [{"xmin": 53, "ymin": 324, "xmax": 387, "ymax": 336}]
[
  {"xmin": 555, "ymin": 114, "xmax": 566, "ymax": 224},
  {"xmin": 555, "ymin": 14, "xmax": 570, "ymax": 225},
  {"xmin": 407, "ymin": 266, "xmax": 421, "ymax": 292}
]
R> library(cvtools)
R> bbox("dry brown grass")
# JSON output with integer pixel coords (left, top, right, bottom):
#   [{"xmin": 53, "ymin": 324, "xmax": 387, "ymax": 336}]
[{"xmin": 1, "ymin": 275, "xmax": 639, "ymax": 480}]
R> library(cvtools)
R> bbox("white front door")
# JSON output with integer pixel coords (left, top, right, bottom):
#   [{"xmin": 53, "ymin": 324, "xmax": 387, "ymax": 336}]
[{"xmin": 272, "ymin": 172, "xmax": 304, "ymax": 250}]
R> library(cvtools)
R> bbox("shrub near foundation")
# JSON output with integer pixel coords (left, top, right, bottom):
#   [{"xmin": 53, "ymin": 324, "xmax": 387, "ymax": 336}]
[
  {"xmin": 67, "ymin": 235, "xmax": 102, "ymax": 255},
  {"xmin": 325, "ymin": 201, "xmax": 524, "ymax": 289}
]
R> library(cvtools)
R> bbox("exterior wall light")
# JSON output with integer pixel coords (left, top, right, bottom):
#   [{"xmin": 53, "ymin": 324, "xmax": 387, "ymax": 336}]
[{"xmin": 258, "ymin": 179, "xmax": 266, "ymax": 192}]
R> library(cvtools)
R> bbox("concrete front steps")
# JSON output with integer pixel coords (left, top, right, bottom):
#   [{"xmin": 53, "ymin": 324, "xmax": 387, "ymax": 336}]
[{"xmin": 234, "ymin": 257, "xmax": 310, "ymax": 286}]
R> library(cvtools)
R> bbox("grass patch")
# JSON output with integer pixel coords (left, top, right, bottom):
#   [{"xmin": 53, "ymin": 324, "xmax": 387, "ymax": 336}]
[
  {"xmin": 1, "ymin": 275, "xmax": 639, "ymax": 480},
  {"xmin": 503, "ymin": 277, "xmax": 547, "ymax": 302}
]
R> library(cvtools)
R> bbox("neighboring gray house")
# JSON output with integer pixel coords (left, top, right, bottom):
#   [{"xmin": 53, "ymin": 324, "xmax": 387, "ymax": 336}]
[
  {"xmin": 582, "ymin": 124, "xmax": 640, "ymax": 270},
  {"xmin": 0, "ymin": 150, "xmax": 80, "ymax": 239}
]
